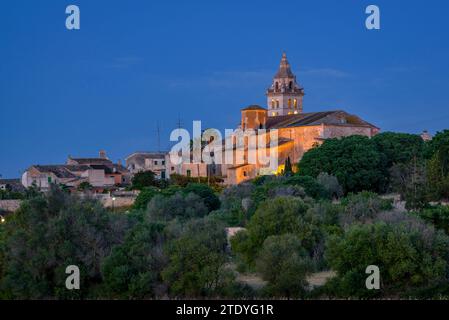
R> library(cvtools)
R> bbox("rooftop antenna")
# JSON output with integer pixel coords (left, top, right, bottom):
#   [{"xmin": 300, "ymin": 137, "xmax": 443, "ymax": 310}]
[{"xmin": 155, "ymin": 121, "xmax": 161, "ymax": 152}]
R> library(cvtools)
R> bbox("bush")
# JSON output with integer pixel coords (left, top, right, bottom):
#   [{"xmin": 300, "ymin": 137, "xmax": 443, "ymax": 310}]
[
  {"xmin": 316, "ymin": 173, "xmax": 343, "ymax": 199},
  {"xmin": 162, "ymin": 218, "xmax": 234, "ymax": 297},
  {"xmin": 411, "ymin": 205, "xmax": 449, "ymax": 235},
  {"xmin": 231, "ymin": 197, "xmax": 323, "ymax": 267},
  {"xmin": 131, "ymin": 171, "xmax": 157, "ymax": 190},
  {"xmin": 146, "ymin": 192, "xmax": 208, "ymax": 222},
  {"xmin": 325, "ymin": 215, "xmax": 449, "ymax": 298},
  {"xmin": 183, "ymin": 183, "xmax": 220, "ymax": 212},
  {"xmin": 101, "ymin": 222, "xmax": 167, "ymax": 299},
  {"xmin": 133, "ymin": 187, "xmax": 159, "ymax": 210},
  {"xmin": 339, "ymin": 192, "xmax": 393, "ymax": 228},
  {"xmin": 256, "ymin": 234, "xmax": 313, "ymax": 298},
  {"xmin": 0, "ymin": 185, "xmax": 128, "ymax": 299}
]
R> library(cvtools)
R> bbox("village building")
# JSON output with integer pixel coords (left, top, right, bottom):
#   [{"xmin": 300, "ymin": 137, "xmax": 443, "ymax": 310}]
[
  {"xmin": 21, "ymin": 151, "xmax": 130, "ymax": 192},
  {"xmin": 125, "ymin": 152, "xmax": 169, "ymax": 179}
]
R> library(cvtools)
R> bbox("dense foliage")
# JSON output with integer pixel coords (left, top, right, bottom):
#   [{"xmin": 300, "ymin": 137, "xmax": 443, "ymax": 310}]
[{"xmin": 298, "ymin": 135, "xmax": 387, "ymax": 193}]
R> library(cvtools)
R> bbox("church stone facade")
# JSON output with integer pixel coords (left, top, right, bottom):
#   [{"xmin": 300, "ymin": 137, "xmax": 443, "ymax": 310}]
[{"xmin": 220, "ymin": 53, "xmax": 380, "ymax": 184}]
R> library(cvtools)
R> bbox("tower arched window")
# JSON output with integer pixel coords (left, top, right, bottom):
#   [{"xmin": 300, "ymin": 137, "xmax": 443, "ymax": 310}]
[
  {"xmin": 289, "ymin": 81, "xmax": 293, "ymax": 90},
  {"xmin": 276, "ymin": 100, "xmax": 279, "ymax": 108},
  {"xmin": 275, "ymin": 82, "xmax": 279, "ymax": 91},
  {"xmin": 294, "ymin": 99, "xmax": 298, "ymax": 109},
  {"xmin": 288, "ymin": 99, "xmax": 292, "ymax": 108},
  {"xmin": 271, "ymin": 99, "xmax": 275, "ymax": 108}
]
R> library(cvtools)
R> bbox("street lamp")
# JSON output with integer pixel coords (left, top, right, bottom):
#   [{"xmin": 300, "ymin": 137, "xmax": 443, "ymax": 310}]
[
  {"xmin": 0, "ymin": 216, "xmax": 5, "ymax": 224},
  {"xmin": 112, "ymin": 197, "xmax": 116, "ymax": 211}
]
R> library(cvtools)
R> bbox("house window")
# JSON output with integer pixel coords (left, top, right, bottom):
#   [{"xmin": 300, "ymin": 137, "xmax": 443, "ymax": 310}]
[
  {"xmin": 243, "ymin": 171, "xmax": 247, "ymax": 177},
  {"xmin": 48, "ymin": 176, "xmax": 52, "ymax": 183},
  {"xmin": 162, "ymin": 160, "xmax": 165, "ymax": 165},
  {"xmin": 186, "ymin": 169, "xmax": 191, "ymax": 177},
  {"xmin": 171, "ymin": 166, "xmax": 175, "ymax": 171},
  {"xmin": 161, "ymin": 171, "xmax": 166, "ymax": 179},
  {"xmin": 154, "ymin": 160, "xmax": 158, "ymax": 165}
]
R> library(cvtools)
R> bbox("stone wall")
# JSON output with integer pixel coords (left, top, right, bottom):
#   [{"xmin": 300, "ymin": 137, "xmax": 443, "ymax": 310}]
[{"xmin": 0, "ymin": 200, "xmax": 22, "ymax": 213}]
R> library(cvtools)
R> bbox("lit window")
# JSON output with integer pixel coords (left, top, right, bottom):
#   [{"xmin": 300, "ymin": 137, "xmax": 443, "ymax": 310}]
[
  {"xmin": 294, "ymin": 99, "xmax": 298, "ymax": 108},
  {"xmin": 276, "ymin": 100, "xmax": 279, "ymax": 108},
  {"xmin": 271, "ymin": 99, "xmax": 275, "ymax": 108},
  {"xmin": 288, "ymin": 99, "xmax": 292, "ymax": 108},
  {"xmin": 272, "ymin": 112, "xmax": 276, "ymax": 116}
]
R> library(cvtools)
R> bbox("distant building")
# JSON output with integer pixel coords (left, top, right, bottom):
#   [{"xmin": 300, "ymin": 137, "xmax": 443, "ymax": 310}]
[
  {"xmin": 421, "ymin": 130, "xmax": 432, "ymax": 141},
  {"xmin": 21, "ymin": 151, "xmax": 130, "ymax": 191},
  {"xmin": 125, "ymin": 152, "xmax": 169, "ymax": 179},
  {"xmin": 0, "ymin": 179, "xmax": 25, "ymax": 193}
]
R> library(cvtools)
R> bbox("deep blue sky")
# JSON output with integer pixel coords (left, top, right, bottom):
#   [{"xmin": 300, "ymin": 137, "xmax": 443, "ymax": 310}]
[{"xmin": 1, "ymin": 0, "xmax": 449, "ymax": 178}]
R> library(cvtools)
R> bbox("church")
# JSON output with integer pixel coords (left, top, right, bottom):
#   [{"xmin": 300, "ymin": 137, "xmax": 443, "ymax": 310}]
[
  {"xmin": 218, "ymin": 53, "xmax": 379, "ymax": 184},
  {"xmin": 129, "ymin": 53, "xmax": 380, "ymax": 185}
]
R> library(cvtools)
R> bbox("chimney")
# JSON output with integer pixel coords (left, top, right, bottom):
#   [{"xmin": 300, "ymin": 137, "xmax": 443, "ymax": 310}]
[{"xmin": 99, "ymin": 150, "xmax": 107, "ymax": 159}]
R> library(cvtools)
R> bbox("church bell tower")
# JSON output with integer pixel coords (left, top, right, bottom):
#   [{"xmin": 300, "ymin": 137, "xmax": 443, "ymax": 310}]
[{"xmin": 266, "ymin": 53, "xmax": 304, "ymax": 117}]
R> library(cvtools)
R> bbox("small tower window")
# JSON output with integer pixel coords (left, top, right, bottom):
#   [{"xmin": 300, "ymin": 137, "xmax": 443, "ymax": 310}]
[
  {"xmin": 276, "ymin": 100, "xmax": 279, "ymax": 108},
  {"xmin": 288, "ymin": 99, "xmax": 292, "ymax": 108},
  {"xmin": 294, "ymin": 99, "xmax": 298, "ymax": 109},
  {"xmin": 275, "ymin": 82, "xmax": 279, "ymax": 91},
  {"xmin": 289, "ymin": 81, "xmax": 293, "ymax": 90},
  {"xmin": 271, "ymin": 99, "xmax": 275, "ymax": 108}
]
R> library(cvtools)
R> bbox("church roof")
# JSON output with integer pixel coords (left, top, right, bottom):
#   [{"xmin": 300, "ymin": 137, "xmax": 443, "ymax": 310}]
[
  {"xmin": 266, "ymin": 110, "xmax": 379, "ymax": 129},
  {"xmin": 242, "ymin": 105, "xmax": 267, "ymax": 111},
  {"xmin": 274, "ymin": 52, "xmax": 295, "ymax": 78}
]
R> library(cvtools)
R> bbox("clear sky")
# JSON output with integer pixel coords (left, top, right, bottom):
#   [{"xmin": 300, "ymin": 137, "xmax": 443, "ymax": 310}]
[{"xmin": 1, "ymin": 0, "xmax": 449, "ymax": 178}]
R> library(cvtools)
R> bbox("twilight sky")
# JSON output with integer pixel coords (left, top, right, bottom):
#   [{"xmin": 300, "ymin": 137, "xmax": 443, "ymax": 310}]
[{"xmin": 1, "ymin": 0, "xmax": 449, "ymax": 178}]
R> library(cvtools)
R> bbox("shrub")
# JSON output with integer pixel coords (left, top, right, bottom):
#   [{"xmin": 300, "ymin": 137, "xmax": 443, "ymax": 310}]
[
  {"xmin": 339, "ymin": 192, "xmax": 393, "ymax": 228},
  {"xmin": 256, "ymin": 234, "xmax": 313, "ymax": 298},
  {"xmin": 162, "ymin": 218, "xmax": 234, "ymax": 297},
  {"xmin": 325, "ymin": 215, "xmax": 449, "ymax": 298},
  {"xmin": 146, "ymin": 192, "xmax": 208, "ymax": 222}
]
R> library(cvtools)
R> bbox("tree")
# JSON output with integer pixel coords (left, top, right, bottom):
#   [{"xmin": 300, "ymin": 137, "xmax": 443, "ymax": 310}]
[
  {"xmin": 0, "ymin": 184, "xmax": 128, "ymax": 299},
  {"xmin": 132, "ymin": 187, "xmax": 159, "ymax": 210},
  {"xmin": 131, "ymin": 171, "xmax": 157, "ymax": 190},
  {"xmin": 256, "ymin": 234, "xmax": 313, "ymax": 298},
  {"xmin": 425, "ymin": 130, "xmax": 449, "ymax": 159},
  {"xmin": 325, "ymin": 215, "xmax": 449, "ymax": 298},
  {"xmin": 298, "ymin": 135, "xmax": 387, "ymax": 193},
  {"xmin": 78, "ymin": 181, "xmax": 93, "ymax": 192},
  {"xmin": 372, "ymin": 132, "xmax": 424, "ymax": 167},
  {"xmin": 101, "ymin": 222, "xmax": 167, "ymax": 299},
  {"xmin": 146, "ymin": 192, "xmax": 208, "ymax": 222},
  {"xmin": 162, "ymin": 218, "xmax": 234, "ymax": 297},
  {"xmin": 183, "ymin": 183, "xmax": 220, "ymax": 212},
  {"xmin": 339, "ymin": 192, "xmax": 393, "ymax": 227},
  {"xmin": 427, "ymin": 148, "xmax": 449, "ymax": 201},
  {"xmin": 316, "ymin": 173, "xmax": 343, "ymax": 199},
  {"xmin": 231, "ymin": 197, "xmax": 322, "ymax": 267},
  {"xmin": 284, "ymin": 156, "xmax": 293, "ymax": 177}
]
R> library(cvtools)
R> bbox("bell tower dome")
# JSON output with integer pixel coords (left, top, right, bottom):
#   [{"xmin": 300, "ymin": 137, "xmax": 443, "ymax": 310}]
[{"xmin": 266, "ymin": 52, "xmax": 304, "ymax": 117}]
